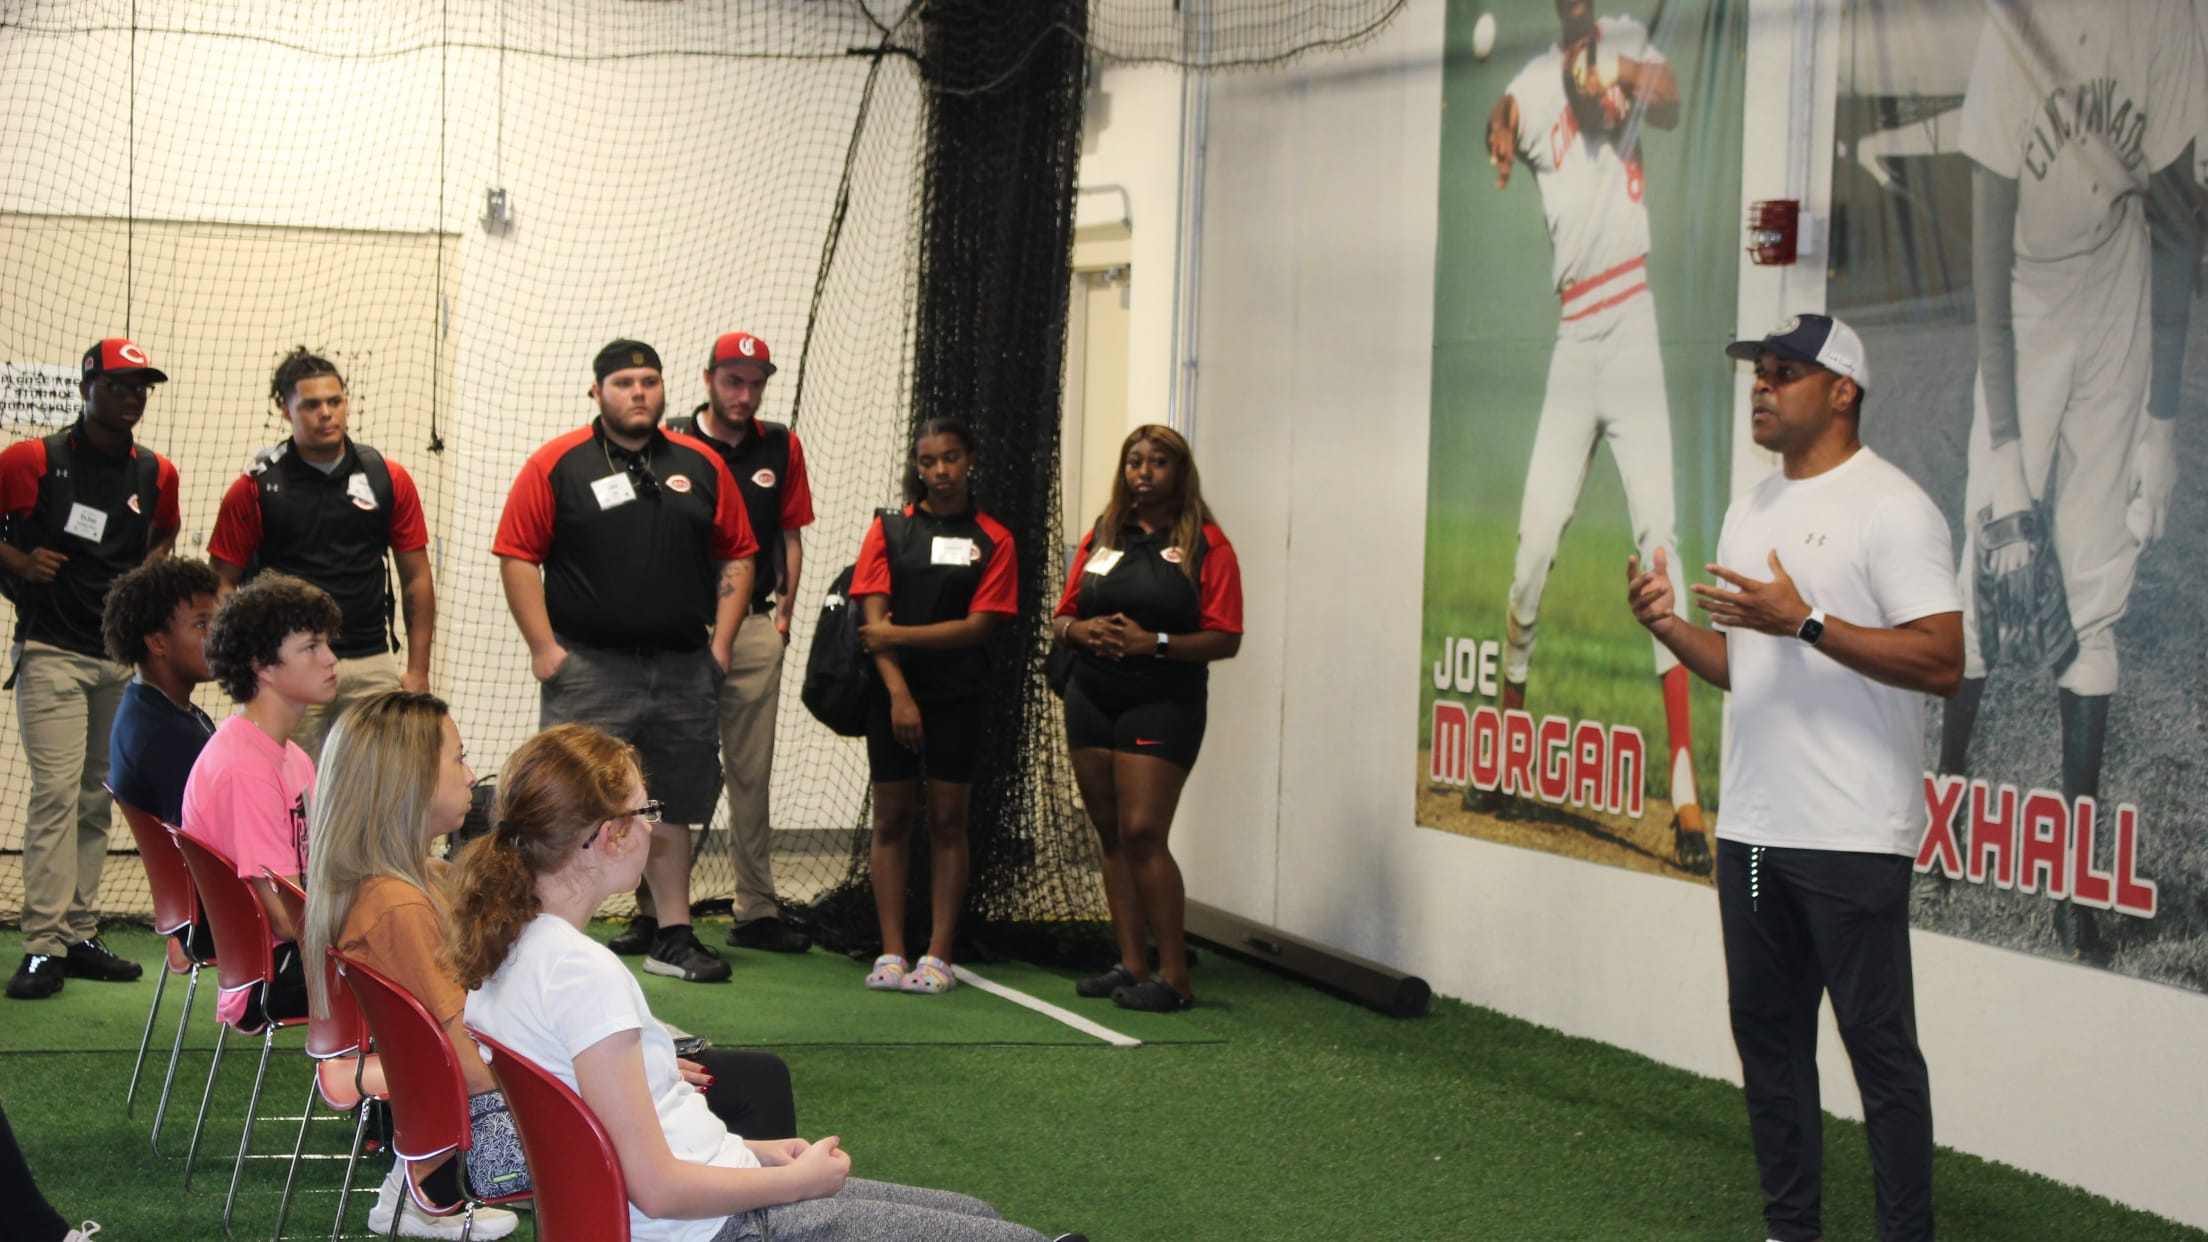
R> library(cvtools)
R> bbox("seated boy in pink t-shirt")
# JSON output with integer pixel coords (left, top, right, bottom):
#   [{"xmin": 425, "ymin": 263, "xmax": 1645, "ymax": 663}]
[{"xmin": 181, "ymin": 574, "xmax": 341, "ymax": 1030}]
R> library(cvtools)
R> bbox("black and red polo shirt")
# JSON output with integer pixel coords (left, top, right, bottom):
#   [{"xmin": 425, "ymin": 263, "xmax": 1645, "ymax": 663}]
[
  {"xmin": 1054, "ymin": 522, "xmax": 1243, "ymax": 688},
  {"xmin": 667, "ymin": 408, "xmax": 815, "ymax": 612},
  {"xmin": 0, "ymin": 424, "xmax": 181, "ymax": 657},
  {"xmin": 493, "ymin": 420, "xmax": 758, "ymax": 653},
  {"xmin": 208, "ymin": 438, "xmax": 430, "ymax": 660},
  {"xmin": 849, "ymin": 502, "xmax": 1018, "ymax": 701}
]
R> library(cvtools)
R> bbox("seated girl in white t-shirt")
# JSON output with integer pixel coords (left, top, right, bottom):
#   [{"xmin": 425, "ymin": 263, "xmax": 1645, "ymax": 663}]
[{"xmin": 447, "ymin": 723, "xmax": 1082, "ymax": 1242}]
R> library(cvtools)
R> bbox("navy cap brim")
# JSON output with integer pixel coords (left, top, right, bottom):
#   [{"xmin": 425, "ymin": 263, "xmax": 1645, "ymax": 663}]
[{"xmin": 1724, "ymin": 337, "xmax": 1818, "ymax": 366}]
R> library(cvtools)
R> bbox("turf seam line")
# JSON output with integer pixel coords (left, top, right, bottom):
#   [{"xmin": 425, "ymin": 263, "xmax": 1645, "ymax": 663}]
[{"xmin": 950, "ymin": 964, "xmax": 1141, "ymax": 1047}]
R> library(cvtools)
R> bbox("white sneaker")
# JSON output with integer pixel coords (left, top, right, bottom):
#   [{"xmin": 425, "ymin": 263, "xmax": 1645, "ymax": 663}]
[
  {"xmin": 366, "ymin": 1162, "xmax": 520, "ymax": 1239},
  {"xmin": 62, "ymin": 1225, "xmax": 100, "ymax": 1242}
]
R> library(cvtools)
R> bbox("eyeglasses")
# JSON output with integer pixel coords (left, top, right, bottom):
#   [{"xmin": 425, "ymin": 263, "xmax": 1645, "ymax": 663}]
[
  {"xmin": 626, "ymin": 459, "xmax": 661, "ymax": 497},
  {"xmin": 96, "ymin": 379, "xmax": 153, "ymax": 399},
  {"xmin": 582, "ymin": 799, "xmax": 664, "ymax": 850}
]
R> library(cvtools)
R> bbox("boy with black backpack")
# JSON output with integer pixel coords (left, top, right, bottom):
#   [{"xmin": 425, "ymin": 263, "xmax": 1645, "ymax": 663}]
[{"xmin": 1, "ymin": 338, "xmax": 182, "ymax": 1000}]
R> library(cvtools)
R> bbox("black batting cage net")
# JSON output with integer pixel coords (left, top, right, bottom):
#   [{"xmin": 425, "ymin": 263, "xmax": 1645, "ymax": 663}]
[{"xmin": 0, "ymin": 0, "xmax": 1400, "ymax": 964}]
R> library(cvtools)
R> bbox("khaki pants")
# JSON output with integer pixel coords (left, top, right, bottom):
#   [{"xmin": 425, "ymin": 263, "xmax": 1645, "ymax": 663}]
[
  {"xmin": 293, "ymin": 652, "xmax": 402, "ymax": 770},
  {"xmin": 718, "ymin": 618, "xmax": 786, "ymax": 922},
  {"xmin": 15, "ymin": 641, "xmax": 132, "ymax": 955}
]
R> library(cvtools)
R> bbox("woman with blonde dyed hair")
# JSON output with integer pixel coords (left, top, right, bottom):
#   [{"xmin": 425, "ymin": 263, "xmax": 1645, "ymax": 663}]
[
  {"xmin": 302, "ymin": 690, "xmax": 523, "ymax": 1238},
  {"xmin": 451, "ymin": 723, "xmax": 1080, "ymax": 1242},
  {"xmin": 1049, "ymin": 424, "xmax": 1244, "ymax": 1012}
]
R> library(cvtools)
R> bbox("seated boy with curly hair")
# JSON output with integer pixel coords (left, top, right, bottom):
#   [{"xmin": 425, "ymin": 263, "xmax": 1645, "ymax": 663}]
[
  {"xmin": 104, "ymin": 557, "xmax": 223, "ymax": 826},
  {"xmin": 181, "ymin": 573, "xmax": 341, "ymax": 1030}
]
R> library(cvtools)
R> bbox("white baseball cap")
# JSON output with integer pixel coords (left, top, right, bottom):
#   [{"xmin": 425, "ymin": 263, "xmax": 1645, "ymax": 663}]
[{"xmin": 1725, "ymin": 313, "xmax": 1869, "ymax": 392}]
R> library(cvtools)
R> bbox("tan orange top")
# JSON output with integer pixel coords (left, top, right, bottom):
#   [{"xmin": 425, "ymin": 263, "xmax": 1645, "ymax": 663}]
[{"xmin": 338, "ymin": 875, "xmax": 495, "ymax": 1094}]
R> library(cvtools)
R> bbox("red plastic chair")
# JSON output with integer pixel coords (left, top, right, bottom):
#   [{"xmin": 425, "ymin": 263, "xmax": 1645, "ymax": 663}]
[
  {"xmin": 110, "ymin": 791, "xmax": 216, "ymax": 1153},
  {"xmin": 170, "ymin": 828, "xmax": 312, "ymax": 1233},
  {"xmin": 334, "ymin": 951, "xmax": 532, "ymax": 1238},
  {"xmin": 468, "ymin": 1029, "xmax": 633, "ymax": 1242},
  {"xmin": 261, "ymin": 871, "xmax": 383, "ymax": 1242}
]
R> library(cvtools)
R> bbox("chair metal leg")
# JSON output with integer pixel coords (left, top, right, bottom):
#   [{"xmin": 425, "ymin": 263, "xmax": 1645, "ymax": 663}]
[
  {"xmin": 328, "ymin": 1100, "xmax": 371, "ymax": 1242},
  {"xmin": 152, "ymin": 962, "xmax": 204, "ymax": 1155},
  {"xmin": 184, "ymin": 1020, "xmax": 232, "ymax": 1189},
  {"xmin": 127, "ymin": 955, "xmax": 173, "ymax": 1117},
  {"xmin": 224, "ymin": 1029, "xmax": 278, "ymax": 1234},
  {"xmin": 271, "ymin": 1072, "xmax": 318, "ymax": 1241},
  {"xmin": 458, "ymin": 1201, "xmax": 475, "ymax": 1242}
]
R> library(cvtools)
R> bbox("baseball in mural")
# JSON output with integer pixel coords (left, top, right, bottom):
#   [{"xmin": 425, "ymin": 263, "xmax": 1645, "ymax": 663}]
[{"xmin": 1478, "ymin": 0, "xmax": 1707, "ymax": 872}]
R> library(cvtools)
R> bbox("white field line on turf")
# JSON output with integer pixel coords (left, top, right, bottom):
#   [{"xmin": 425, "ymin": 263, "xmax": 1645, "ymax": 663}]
[{"xmin": 951, "ymin": 964, "xmax": 1142, "ymax": 1048}]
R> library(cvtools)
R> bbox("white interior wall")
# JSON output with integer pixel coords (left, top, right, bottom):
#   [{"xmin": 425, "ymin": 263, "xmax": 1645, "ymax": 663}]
[
  {"xmin": 1076, "ymin": 63, "xmax": 1187, "ymax": 432},
  {"xmin": 1177, "ymin": 0, "xmax": 2208, "ymax": 1228}
]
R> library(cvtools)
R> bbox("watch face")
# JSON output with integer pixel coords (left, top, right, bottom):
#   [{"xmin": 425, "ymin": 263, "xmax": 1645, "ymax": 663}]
[{"xmin": 1799, "ymin": 617, "xmax": 1825, "ymax": 644}]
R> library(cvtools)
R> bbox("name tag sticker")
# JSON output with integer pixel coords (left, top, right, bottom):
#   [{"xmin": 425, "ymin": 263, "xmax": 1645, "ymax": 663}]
[
  {"xmin": 63, "ymin": 502, "xmax": 108, "ymax": 541},
  {"xmin": 931, "ymin": 536, "xmax": 976, "ymax": 566},
  {"xmin": 1084, "ymin": 547, "xmax": 1123, "ymax": 575},
  {"xmin": 591, "ymin": 472, "xmax": 638, "ymax": 510},
  {"xmin": 345, "ymin": 473, "xmax": 379, "ymax": 510}
]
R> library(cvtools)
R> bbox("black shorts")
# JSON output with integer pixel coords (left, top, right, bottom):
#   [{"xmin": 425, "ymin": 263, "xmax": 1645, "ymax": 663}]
[
  {"xmin": 1063, "ymin": 673, "xmax": 1207, "ymax": 770},
  {"xmin": 865, "ymin": 693, "xmax": 985, "ymax": 784}
]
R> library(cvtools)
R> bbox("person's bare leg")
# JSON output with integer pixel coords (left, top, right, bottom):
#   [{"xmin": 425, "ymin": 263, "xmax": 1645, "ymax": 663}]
[
  {"xmin": 1071, "ymin": 747, "xmax": 1146, "ymax": 978},
  {"xmin": 870, "ymin": 781, "xmax": 919, "ymax": 961},
  {"xmin": 1114, "ymin": 752, "xmax": 1193, "ymax": 997},
  {"xmin": 924, "ymin": 782, "xmax": 973, "ymax": 962}
]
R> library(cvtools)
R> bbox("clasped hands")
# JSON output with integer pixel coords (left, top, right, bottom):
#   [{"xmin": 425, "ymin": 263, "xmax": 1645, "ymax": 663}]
[
  {"xmin": 1626, "ymin": 545, "xmax": 1811, "ymax": 638},
  {"xmin": 1066, "ymin": 613, "xmax": 1155, "ymax": 660}
]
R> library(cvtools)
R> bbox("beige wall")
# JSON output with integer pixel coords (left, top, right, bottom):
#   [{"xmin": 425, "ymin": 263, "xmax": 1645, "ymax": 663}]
[{"xmin": 0, "ymin": 213, "xmax": 455, "ymax": 848}]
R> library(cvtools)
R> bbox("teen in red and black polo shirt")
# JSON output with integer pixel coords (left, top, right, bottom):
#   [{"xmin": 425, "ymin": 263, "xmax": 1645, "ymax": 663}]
[
  {"xmin": 664, "ymin": 331, "xmax": 817, "ymax": 955},
  {"xmin": 1, "ymin": 339, "xmax": 180, "ymax": 1000},
  {"xmin": 1050, "ymin": 424, "xmax": 1242, "ymax": 1013},
  {"xmin": 493, "ymin": 339, "xmax": 757, "ymax": 984},
  {"xmin": 849, "ymin": 418, "xmax": 1018, "ymax": 997}
]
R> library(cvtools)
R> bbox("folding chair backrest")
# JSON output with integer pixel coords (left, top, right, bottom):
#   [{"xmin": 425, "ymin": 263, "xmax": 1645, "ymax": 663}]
[
  {"xmin": 170, "ymin": 828, "xmax": 275, "ymax": 1000},
  {"xmin": 112, "ymin": 791, "xmax": 198, "ymax": 938},
  {"xmin": 333, "ymin": 950, "xmax": 469, "ymax": 1166},
  {"xmin": 260, "ymin": 870, "xmax": 362, "ymax": 1061},
  {"xmin": 469, "ymin": 1029, "xmax": 632, "ymax": 1242}
]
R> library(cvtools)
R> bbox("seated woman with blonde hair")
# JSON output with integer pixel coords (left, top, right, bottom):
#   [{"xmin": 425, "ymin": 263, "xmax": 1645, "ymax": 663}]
[
  {"xmin": 304, "ymin": 694, "xmax": 794, "ymax": 1239},
  {"xmin": 448, "ymin": 723, "xmax": 1083, "ymax": 1242}
]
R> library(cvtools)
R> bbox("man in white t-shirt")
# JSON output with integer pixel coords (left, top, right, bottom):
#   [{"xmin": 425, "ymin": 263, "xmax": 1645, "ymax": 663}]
[{"xmin": 1626, "ymin": 315, "xmax": 1962, "ymax": 1242}]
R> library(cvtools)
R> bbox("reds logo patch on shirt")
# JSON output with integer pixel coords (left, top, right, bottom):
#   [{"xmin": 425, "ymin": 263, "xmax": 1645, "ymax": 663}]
[
  {"xmin": 664, "ymin": 473, "xmax": 693, "ymax": 494},
  {"xmin": 1160, "ymin": 546, "xmax": 1184, "ymax": 564},
  {"xmin": 751, "ymin": 468, "xmax": 776, "ymax": 489},
  {"xmin": 125, "ymin": 493, "xmax": 142, "ymax": 515}
]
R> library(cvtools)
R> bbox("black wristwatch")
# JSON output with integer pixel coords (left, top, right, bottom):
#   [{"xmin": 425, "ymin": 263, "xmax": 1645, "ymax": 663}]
[
  {"xmin": 1154, "ymin": 632, "xmax": 1170, "ymax": 660},
  {"xmin": 1796, "ymin": 608, "xmax": 1826, "ymax": 646}
]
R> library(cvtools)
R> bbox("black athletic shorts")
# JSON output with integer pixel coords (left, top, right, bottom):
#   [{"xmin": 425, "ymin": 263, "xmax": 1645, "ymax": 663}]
[
  {"xmin": 1063, "ymin": 672, "xmax": 1207, "ymax": 770},
  {"xmin": 865, "ymin": 692, "xmax": 985, "ymax": 784}
]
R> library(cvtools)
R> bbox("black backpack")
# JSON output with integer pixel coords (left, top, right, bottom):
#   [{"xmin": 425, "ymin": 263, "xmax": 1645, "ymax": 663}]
[{"xmin": 801, "ymin": 562, "xmax": 875, "ymax": 738}]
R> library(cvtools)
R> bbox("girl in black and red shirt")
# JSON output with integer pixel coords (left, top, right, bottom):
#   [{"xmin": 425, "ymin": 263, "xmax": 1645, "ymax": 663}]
[
  {"xmin": 1051, "ymin": 424, "xmax": 1242, "ymax": 1012},
  {"xmin": 850, "ymin": 418, "xmax": 1018, "ymax": 996}
]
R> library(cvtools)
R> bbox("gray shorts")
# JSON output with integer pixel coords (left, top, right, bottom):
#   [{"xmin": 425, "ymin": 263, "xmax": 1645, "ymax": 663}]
[{"xmin": 540, "ymin": 639, "xmax": 722, "ymax": 824}]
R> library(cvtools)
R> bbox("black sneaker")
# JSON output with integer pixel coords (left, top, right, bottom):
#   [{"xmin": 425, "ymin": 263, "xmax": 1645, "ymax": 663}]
[
  {"xmin": 725, "ymin": 916, "xmax": 811, "ymax": 954},
  {"xmin": 607, "ymin": 914, "xmax": 658, "ymax": 956},
  {"xmin": 643, "ymin": 926, "xmax": 730, "ymax": 983},
  {"xmin": 63, "ymin": 935, "xmax": 143, "ymax": 982},
  {"xmin": 6, "ymin": 953, "xmax": 64, "ymax": 1000}
]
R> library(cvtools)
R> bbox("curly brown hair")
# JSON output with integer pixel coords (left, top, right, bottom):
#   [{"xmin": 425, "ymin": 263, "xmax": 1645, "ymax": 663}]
[
  {"xmin": 204, "ymin": 574, "xmax": 342, "ymax": 703},
  {"xmin": 101, "ymin": 557, "xmax": 221, "ymax": 666}
]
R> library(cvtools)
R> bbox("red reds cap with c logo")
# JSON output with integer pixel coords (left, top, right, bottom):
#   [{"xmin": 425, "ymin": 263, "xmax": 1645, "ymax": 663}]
[
  {"xmin": 81, "ymin": 338, "xmax": 171, "ymax": 385},
  {"xmin": 709, "ymin": 332, "xmax": 778, "ymax": 377}
]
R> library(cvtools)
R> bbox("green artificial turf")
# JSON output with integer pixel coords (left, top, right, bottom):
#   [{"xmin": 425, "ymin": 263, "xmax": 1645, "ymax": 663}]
[{"xmin": 1, "ymin": 929, "xmax": 2200, "ymax": 1240}]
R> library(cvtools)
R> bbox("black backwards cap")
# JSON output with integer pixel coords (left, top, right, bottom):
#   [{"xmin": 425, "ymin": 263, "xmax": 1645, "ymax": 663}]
[{"xmin": 593, "ymin": 339, "xmax": 662, "ymax": 381}]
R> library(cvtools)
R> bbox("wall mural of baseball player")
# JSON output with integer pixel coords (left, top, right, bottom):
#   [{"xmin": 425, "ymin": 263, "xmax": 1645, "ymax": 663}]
[
  {"xmin": 1419, "ymin": 0, "xmax": 1744, "ymax": 880},
  {"xmin": 1830, "ymin": 0, "xmax": 2208, "ymax": 991}
]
